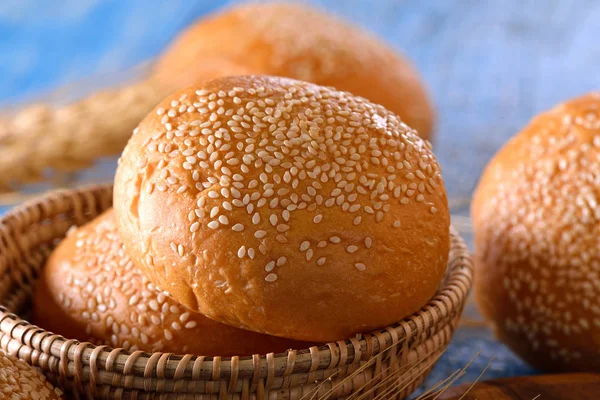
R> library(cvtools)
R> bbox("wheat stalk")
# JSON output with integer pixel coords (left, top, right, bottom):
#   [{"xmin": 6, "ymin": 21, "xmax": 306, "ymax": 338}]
[
  {"xmin": 0, "ymin": 77, "xmax": 166, "ymax": 191},
  {"xmin": 417, "ymin": 353, "xmax": 498, "ymax": 400},
  {"xmin": 351, "ymin": 347, "xmax": 443, "ymax": 400},
  {"xmin": 414, "ymin": 369, "xmax": 463, "ymax": 399},
  {"xmin": 454, "ymin": 356, "xmax": 494, "ymax": 400},
  {"xmin": 300, "ymin": 340, "xmax": 461, "ymax": 400}
]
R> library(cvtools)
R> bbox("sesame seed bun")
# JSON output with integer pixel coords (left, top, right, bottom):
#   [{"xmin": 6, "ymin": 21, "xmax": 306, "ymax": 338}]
[
  {"xmin": 473, "ymin": 92, "xmax": 600, "ymax": 372},
  {"xmin": 154, "ymin": 2, "xmax": 434, "ymax": 140},
  {"xmin": 33, "ymin": 210, "xmax": 310, "ymax": 356},
  {"xmin": 114, "ymin": 75, "xmax": 449, "ymax": 342},
  {"xmin": 0, "ymin": 349, "xmax": 64, "ymax": 399}
]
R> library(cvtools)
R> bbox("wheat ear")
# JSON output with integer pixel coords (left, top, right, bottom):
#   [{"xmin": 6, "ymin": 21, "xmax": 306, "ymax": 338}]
[{"xmin": 0, "ymin": 78, "xmax": 166, "ymax": 191}]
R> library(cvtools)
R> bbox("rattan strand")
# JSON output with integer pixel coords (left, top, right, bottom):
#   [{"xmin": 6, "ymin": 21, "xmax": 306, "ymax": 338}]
[{"xmin": 0, "ymin": 185, "xmax": 472, "ymax": 399}]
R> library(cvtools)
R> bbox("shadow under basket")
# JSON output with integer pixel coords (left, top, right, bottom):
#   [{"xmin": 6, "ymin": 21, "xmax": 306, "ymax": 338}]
[{"xmin": 0, "ymin": 185, "xmax": 473, "ymax": 400}]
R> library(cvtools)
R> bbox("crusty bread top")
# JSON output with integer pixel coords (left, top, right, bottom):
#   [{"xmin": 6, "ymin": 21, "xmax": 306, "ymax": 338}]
[{"xmin": 115, "ymin": 76, "xmax": 449, "ymax": 341}]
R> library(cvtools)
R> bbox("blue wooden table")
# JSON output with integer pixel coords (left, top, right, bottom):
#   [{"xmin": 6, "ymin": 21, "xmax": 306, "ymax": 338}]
[{"xmin": 3, "ymin": 0, "xmax": 600, "ymax": 394}]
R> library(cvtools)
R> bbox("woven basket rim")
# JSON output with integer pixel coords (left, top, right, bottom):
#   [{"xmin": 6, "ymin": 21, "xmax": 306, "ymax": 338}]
[{"xmin": 0, "ymin": 184, "xmax": 473, "ymax": 382}]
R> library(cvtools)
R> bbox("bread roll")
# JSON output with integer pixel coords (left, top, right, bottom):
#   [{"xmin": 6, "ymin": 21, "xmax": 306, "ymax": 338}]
[
  {"xmin": 33, "ymin": 210, "xmax": 310, "ymax": 356},
  {"xmin": 473, "ymin": 93, "xmax": 600, "ymax": 372},
  {"xmin": 0, "ymin": 349, "xmax": 64, "ymax": 399},
  {"xmin": 114, "ymin": 75, "xmax": 449, "ymax": 342},
  {"xmin": 155, "ymin": 2, "xmax": 434, "ymax": 140}
]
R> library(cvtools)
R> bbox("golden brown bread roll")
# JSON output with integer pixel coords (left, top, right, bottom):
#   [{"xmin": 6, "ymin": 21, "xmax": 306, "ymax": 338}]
[
  {"xmin": 0, "ymin": 349, "xmax": 64, "ymax": 400},
  {"xmin": 33, "ymin": 209, "xmax": 310, "ymax": 356},
  {"xmin": 155, "ymin": 2, "xmax": 434, "ymax": 140},
  {"xmin": 114, "ymin": 75, "xmax": 449, "ymax": 342},
  {"xmin": 473, "ymin": 92, "xmax": 600, "ymax": 372}
]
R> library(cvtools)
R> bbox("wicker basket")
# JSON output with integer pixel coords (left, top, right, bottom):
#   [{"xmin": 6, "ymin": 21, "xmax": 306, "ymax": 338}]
[{"xmin": 0, "ymin": 185, "xmax": 473, "ymax": 399}]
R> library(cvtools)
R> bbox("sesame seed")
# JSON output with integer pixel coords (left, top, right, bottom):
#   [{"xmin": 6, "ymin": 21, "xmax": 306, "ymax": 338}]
[
  {"xmin": 306, "ymin": 249, "xmax": 314, "ymax": 261},
  {"xmin": 346, "ymin": 245, "xmax": 358, "ymax": 254},
  {"xmin": 232, "ymin": 223, "xmax": 244, "ymax": 232},
  {"xmin": 265, "ymin": 261, "xmax": 275, "ymax": 272},
  {"xmin": 185, "ymin": 321, "xmax": 197, "ymax": 329},
  {"xmin": 156, "ymin": 181, "xmax": 167, "ymax": 192},
  {"xmin": 207, "ymin": 221, "xmax": 219, "ymax": 229},
  {"xmin": 299, "ymin": 241, "xmax": 310, "ymax": 251},
  {"xmin": 277, "ymin": 224, "xmax": 290, "ymax": 232},
  {"xmin": 269, "ymin": 214, "xmax": 278, "ymax": 226},
  {"xmin": 276, "ymin": 235, "xmax": 288, "ymax": 243},
  {"xmin": 355, "ymin": 263, "xmax": 366, "ymax": 271},
  {"xmin": 149, "ymin": 300, "xmax": 159, "ymax": 311},
  {"xmin": 255, "ymin": 230, "xmax": 267, "ymax": 239},
  {"xmin": 265, "ymin": 273, "xmax": 278, "ymax": 282}
]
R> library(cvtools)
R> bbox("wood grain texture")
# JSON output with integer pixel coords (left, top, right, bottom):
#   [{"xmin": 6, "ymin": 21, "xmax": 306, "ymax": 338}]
[
  {"xmin": 2, "ymin": 0, "xmax": 600, "ymax": 394},
  {"xmin": 437, "ymin": 373, "xmax": 600, "ymax": 399}
]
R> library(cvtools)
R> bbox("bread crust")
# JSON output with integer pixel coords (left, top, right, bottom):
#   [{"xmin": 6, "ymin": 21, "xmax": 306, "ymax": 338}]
[
  {"xmin": 114, "ymin": 76, "xmax": 449, "ymax": 342},
  {"xmin": 34, "ymin": 210, "xmax": 310, "ymax": 356},
  {"xmin": 473, "ymin": 92, "xmax": 600, "ymax": 372}
]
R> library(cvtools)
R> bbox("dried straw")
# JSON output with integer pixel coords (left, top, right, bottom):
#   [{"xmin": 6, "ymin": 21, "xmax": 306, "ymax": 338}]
[{"xmin": 0, "ymin": 78, "xmax": 165, "ymax": 191}]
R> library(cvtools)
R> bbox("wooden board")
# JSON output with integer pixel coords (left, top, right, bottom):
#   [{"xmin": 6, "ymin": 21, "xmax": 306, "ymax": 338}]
[{"xmin": 437, "ymin": 373, "xmax": 600, "ymax": 399}]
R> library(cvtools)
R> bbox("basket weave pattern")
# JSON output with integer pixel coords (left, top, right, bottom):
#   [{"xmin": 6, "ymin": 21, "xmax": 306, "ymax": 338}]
[{"xmin": 0, "ymin": 185, "xmax": 472, "ymax": 399}]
